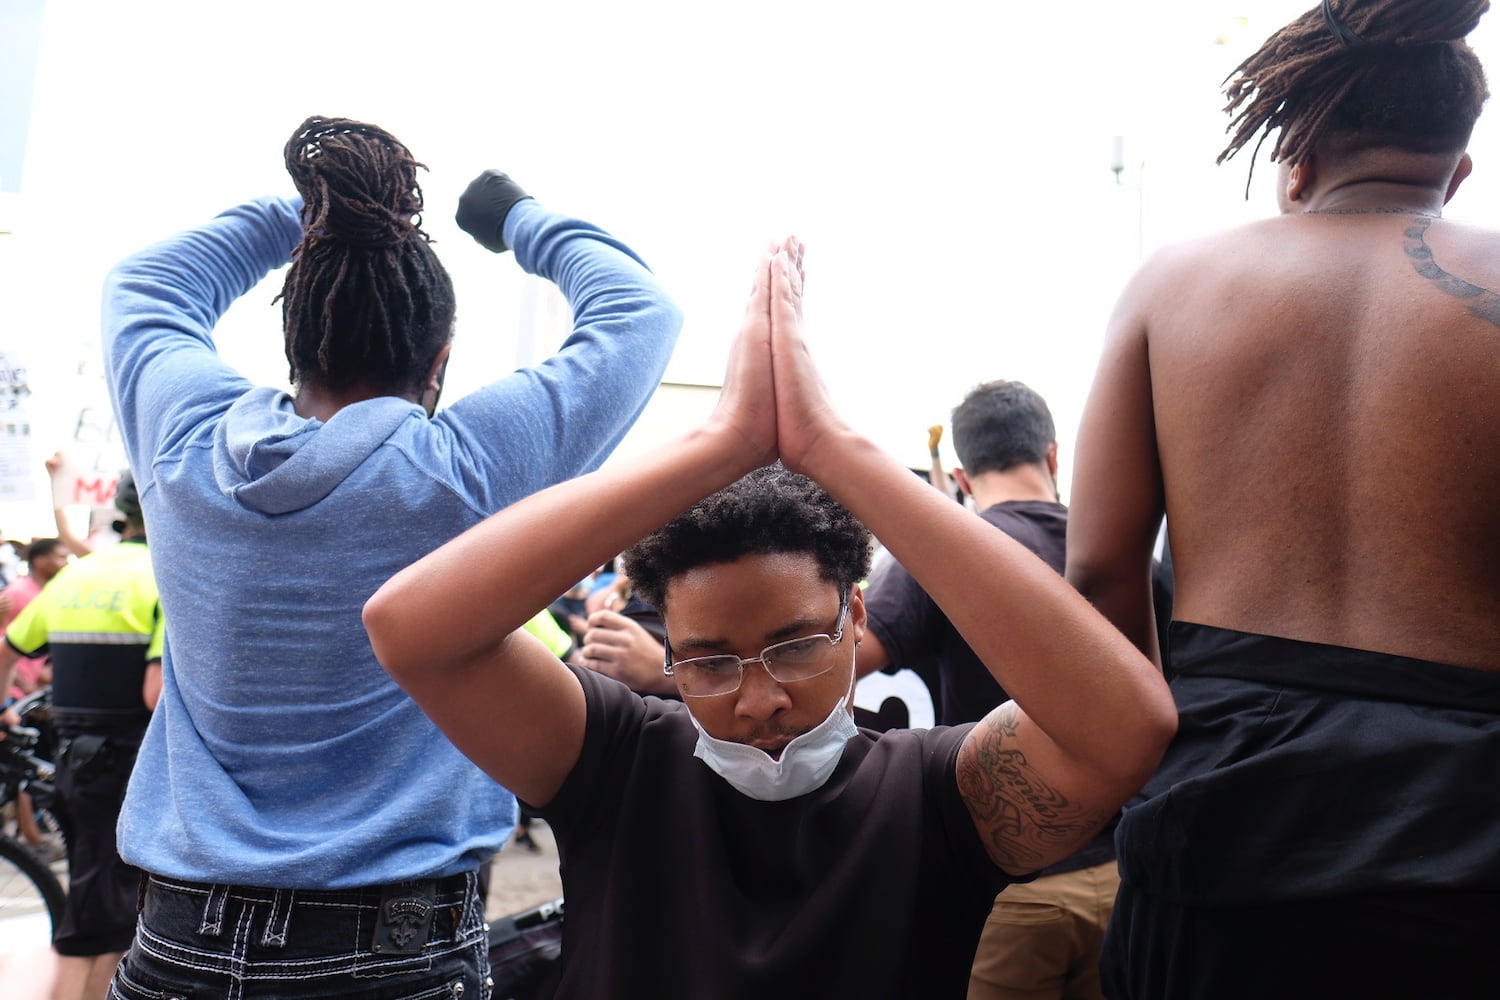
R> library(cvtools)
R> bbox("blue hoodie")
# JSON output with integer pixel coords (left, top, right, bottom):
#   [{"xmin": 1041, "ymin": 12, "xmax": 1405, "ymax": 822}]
[{"xmin": 102, "ymin": 196, "xmax": 681, "ymax": 887}]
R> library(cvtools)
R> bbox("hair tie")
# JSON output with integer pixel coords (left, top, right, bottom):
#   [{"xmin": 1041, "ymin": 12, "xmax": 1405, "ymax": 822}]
[{"xmin": 1322, "ymin": 0, "xmax": 1368, "ymax": 49}]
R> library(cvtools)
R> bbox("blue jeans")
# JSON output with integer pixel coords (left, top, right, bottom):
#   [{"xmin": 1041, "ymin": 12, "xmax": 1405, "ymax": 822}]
[{"xmin": 109, "ymin": 872, "xmax": 491, "ymax": 999}]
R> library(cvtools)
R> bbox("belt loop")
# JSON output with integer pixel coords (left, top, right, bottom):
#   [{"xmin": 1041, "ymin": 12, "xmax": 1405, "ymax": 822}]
[
  {"xmin": 199, "ymin": 883, "xmax": 230, "ymax": 937},
  {"xmin": 261, "ymin": 888, "xmax": 295, "ymax": 948},
  {"xmin": 465, "ymin": 870, "xmax": 481, "ymax": 926},
  {"xmin": 137, "ymin": 872, "xmax": 149, "ymax": 913}
]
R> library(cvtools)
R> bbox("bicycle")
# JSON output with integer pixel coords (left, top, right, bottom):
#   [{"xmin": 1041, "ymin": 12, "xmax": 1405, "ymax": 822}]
[
  {"xmin": 489, "ymin": 895, "xmax": 564, "ymax": 1000},
  {"xmin": 0, "ymin": 687, "xmax": 67, "ymax": 949}
]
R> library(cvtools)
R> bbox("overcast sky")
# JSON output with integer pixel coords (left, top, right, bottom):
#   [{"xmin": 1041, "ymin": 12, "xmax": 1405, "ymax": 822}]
[{"xmin": 4, "ymin": 0, "xmax": 1500, "ymax": 535}]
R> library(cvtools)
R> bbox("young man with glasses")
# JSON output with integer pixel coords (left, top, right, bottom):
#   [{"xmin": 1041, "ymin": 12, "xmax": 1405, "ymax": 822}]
[{"xmin": 365, "ymin": 239, "xmax": 1176, "ymax": 998}]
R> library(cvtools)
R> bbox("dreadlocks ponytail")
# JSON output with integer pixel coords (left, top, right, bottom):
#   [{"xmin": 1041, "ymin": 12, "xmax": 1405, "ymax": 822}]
[
  {"xmin": 277, "ymin": 116, "xmax": 456, "ymax": 395},
  {"xmin": 1219, "ymin": 0, "xmax": 1491, "ymax": 181}
]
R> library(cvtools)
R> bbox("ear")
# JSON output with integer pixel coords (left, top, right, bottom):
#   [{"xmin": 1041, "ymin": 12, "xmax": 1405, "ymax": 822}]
[
  {"xmin": 425, "ymin": 342, "xmax": 453, "ymax": 392},
  {"xmin": 952, "ymin": 467, "xmax": 974, "ymax": 497},
  {"xmin": 849, "ymin": 585, "xmax": 867, "ymax": 645},
  {"xmin": 1044, "ymin": 442, "xmax": 1059, "ymax": 479},
  {"xmin": 418, "ymin": 343, "xmax": 454, "ymax": 417},
  {"xmin": 1444, "ymin": 153, "xmax": 1474, "ymax": 205},
  {"xmin": 1286, "ymin": 157, "xmax": 1315, "ymax": 203}
]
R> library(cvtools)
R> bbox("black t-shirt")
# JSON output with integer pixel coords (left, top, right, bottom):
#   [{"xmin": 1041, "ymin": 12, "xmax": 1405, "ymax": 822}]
[
  {"xmin": 865, "ymin": 500, "xmax": 1068, "ymax": 726},
  {"xmin": 863, "ymin": 500, "xmax": 1123, "ymax": 875},
  {"xmin": 538, "ymin": 665, "xmax": 1013, "ymax": 1000}
]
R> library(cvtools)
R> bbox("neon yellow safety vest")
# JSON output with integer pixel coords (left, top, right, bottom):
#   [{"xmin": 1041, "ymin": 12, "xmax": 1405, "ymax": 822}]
[{"xmin": 6, "ymin": 539, "xmax": 163, "ymax": 731}]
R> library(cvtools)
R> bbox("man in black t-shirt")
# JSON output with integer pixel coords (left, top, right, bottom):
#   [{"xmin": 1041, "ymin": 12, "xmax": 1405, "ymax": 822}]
[
  {"xmin": 365, "ymin": 242, "xmax": 1176, "ymax": 999},
  {"xmin": 860, "ymin": 381, "xmax": 1122, "ymax": 1000},
  {"xmin": 862, "ymin": 382, "xmax": 1069, "ymax": 725}
]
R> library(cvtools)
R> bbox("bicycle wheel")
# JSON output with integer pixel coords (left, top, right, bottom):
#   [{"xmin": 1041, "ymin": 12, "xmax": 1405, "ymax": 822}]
[{"xmin": 0, "ymin": 833, "xmax": 65, "ymax": 948}]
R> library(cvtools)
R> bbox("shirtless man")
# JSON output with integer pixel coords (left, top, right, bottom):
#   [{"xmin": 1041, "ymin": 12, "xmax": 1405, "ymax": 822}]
[{"xmin": 1065, "ymin": 2, "xmax": 1500, "ymax": 997}]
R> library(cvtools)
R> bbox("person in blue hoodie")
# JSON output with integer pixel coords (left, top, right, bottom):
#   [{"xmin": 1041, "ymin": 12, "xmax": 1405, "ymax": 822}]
[{"xmin": 100, "ymin": 116, "xmax": 682, "ymax": 998}]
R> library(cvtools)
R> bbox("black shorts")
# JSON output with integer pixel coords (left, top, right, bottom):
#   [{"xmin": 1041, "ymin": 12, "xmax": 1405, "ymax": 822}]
[{"xmin": 54, "ymin": 732, "xmax": 144, "ymax": 956}]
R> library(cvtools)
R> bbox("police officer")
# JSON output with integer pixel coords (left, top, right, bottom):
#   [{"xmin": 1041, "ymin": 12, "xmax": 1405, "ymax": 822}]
[{"xmin": 0, "ymin": 470, "xmax": 162, "ymax": 1000}]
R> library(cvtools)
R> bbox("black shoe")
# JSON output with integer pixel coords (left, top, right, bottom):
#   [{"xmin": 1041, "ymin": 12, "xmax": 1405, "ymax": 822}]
[{"xmin": 514, "ymin": 830, "xmax": 540, "ymax": 853}]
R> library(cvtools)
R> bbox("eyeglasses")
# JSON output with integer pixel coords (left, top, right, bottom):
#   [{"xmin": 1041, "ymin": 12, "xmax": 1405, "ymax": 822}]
[{"xmin": 663, "ymin": 589, "xmax": 851, "ymax": 699}]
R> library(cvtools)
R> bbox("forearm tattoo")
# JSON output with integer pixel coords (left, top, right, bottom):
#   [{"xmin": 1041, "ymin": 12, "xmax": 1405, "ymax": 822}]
[
  {"xmin": 1404, "ymin": 218, "xmax": 1500, "ymax": 329},
  {"xmin": 955, "ymin": 704, "xmax": 1111, "ymax": 873}
]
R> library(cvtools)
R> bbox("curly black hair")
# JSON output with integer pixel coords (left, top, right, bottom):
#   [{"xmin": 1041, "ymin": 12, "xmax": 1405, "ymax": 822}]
[
  {"xmin": 1220, "ymin": 0, "xmax": 1490, "ymax": 182},
  {"xmin": 276, "ymin": 116, "xmax": 456, "ymax": 396},
  {"xmin": 623, "ymin": 465, "xmax": 872, "ymax": 612}
]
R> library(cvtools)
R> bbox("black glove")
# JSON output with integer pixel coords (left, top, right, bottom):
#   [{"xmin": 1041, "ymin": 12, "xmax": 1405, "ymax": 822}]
[{"xmin": 455, "ymin": 170, "xmax": 533, "ymax": 253}]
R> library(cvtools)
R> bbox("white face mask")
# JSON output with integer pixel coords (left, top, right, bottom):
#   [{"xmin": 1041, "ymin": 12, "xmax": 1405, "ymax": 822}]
[{"xmin": 690, "ymin": 670, "xmax": 858, "ymax": 802}]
